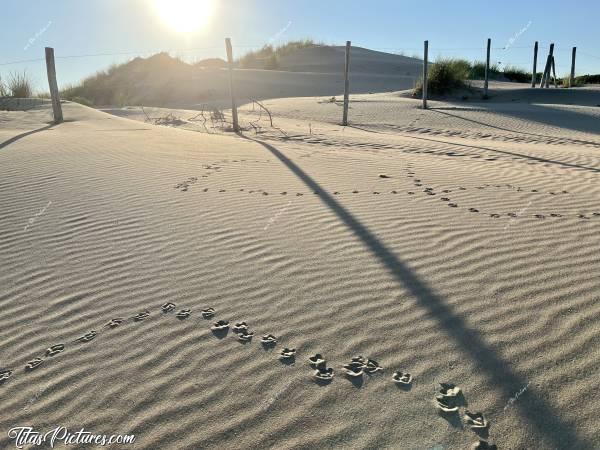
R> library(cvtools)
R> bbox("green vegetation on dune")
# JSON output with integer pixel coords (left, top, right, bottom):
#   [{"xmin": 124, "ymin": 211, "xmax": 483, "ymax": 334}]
[
  {"xmin": 413, "ymin": 57, "xmax": 599, "ymax": 97},
  {"xmin": 237, "ymin": 39, "xmax": 323, "ymax": 70},
  {"xmin": 0, "ymin": 71, "xmax": 33, "ymax": 98}
]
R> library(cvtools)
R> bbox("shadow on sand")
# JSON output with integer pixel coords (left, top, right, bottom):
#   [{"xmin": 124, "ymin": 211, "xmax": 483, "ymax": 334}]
[{"xmin": 243, "ymin": 133, "xmax": 592, "ymax": 449}]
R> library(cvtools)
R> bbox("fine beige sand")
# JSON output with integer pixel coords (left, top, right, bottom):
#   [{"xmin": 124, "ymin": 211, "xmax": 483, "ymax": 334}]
[{"xmin": 1, "ymin": 85, "xmax": 600, "ymax": 449}]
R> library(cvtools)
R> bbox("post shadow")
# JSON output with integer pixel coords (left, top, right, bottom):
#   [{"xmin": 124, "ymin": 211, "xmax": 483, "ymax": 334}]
[
  {"xmin": 401, "ymin": 131, "xmax": 600, "ymax": 174},
  {"xmin": 0, "ymin": 123, "xmax": 56, "ymax": 151},
  {"xmin": 242, "ymin": 134, "xmax": 592, "ymax": 449},
  {"xmin": 431, "ymin": 108, "xmax": 600, "ymax": 145}
]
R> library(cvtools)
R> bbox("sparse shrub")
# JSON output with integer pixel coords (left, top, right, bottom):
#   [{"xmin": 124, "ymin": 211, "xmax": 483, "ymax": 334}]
[
  {"xmin": 238, "ymin": 39, "xmax": 322, "ymax": 70},
  {"xmin": 264, "ymin": 54, "xmax": 280, "ymax": 70},
  {"xmin": 503, "ymin": 66, "xmax": 531, "ymax": 83},
  {"xmin": 69, "ymin": 96, "xmax": 93, "ymax": 106},
  {"xmin": 414, "ymin": 58, "xmax": 471, "ymax": 96},
  {"xmin": 0, "ymin": 75, "xmax": 7, "ymax": 97},
  {"xmin": 469, "ymin": 61, "xmax": 500, "ymax": 80},
  {"xmin": 6, "ymin": 71, "xmax": 33, "ymax": 98},
  {"xmin": 577, "ymin": 74, "xmax": 600, "ymax": 84},
  {"xmin": 559, "ymin": 76, "xmax": 585, "ymax": 88}
]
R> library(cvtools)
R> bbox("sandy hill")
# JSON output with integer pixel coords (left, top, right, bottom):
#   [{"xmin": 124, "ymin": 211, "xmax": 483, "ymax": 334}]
[
  {"xmin": 63, "ymin": 48, "xmax": 420, "ymax": 107},
  {"xmin": 275, "ymin": 45, "xmax": 422, "ymax": 75}
]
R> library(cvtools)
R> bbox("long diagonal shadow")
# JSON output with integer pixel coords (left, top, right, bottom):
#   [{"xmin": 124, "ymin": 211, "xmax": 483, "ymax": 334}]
[
  {"xmin": 394, "ymin": 132, "xmax": 600, "ymax": 174},
  {"xmin": 243, "ymin": 135, "xmax": 591, "ymax": 449},
  {"xmin": 0, "ymin": 123, "xmax": 56, "ymax": 151}
]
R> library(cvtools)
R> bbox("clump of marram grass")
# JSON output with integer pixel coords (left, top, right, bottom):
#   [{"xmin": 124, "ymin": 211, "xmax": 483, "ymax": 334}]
[
  {"xmin": 6, "ymin": 71, "xmax": 33, "ymax": 98},
  {"xmin": 0, "ymin": 75, "xmax": 8, "ymax": 97},
  {"xmin": 502, "ymin": 66, "xmax": 531, "ymax": 83},
  {"xmin": 469, "ymin": 61, "xmax": 500, "ymax": 80},
  {"xmin": 238, "ymin": 39, "xmax": 323, "ymax": 70},
  {"xmin": 414, "ymin": 58, "xmax": 471, "ymax": 96}
]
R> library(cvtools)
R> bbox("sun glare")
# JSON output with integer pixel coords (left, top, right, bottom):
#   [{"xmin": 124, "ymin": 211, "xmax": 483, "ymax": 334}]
[{"xmin": 153, "ymin": 0, "xmax": 214, "ymax": 33}]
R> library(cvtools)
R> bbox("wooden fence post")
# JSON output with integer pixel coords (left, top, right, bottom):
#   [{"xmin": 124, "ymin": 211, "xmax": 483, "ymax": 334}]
[
  {"xmin": 225, "ymin": 38, "xmax": 239, "ymax": 132},
  {"xmin": 44, "ymin": 47, "xmax": 63, "ymax": 123},
  {"xmin": 342, "ymin": 41, "xmax": 351, "ymax": 126},
  {"xmin": 570, "ymin": 47, "xmax": 577, "ymax": 87},
  {"xmin": 544, "ymin": 44, "xmax": 554, "ymax": 88},
  {"xmin": 422, "ymin": 40, "xmax": 428, "ymax": 109},
  {"xmin": 531, "ymin": 41, "xmax": 538, "ymax": 88},
  {"xmin": 484, "ymin": 38, "xmax": 491, "ymax": 98},
  {"xmin": 551, "ymin": 56, "xmax": 558, "ymax": 88}
]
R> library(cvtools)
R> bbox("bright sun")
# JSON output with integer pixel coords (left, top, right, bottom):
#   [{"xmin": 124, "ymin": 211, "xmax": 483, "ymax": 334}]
[{"xmin": 153, "ymin": 0, "xmax": 214, "ymax": 33}]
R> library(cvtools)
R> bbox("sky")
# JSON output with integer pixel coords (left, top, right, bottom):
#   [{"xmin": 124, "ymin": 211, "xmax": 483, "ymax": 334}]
[{"xmin": 2, "ymin": 0, "xmax": 600, "ymax": 92}]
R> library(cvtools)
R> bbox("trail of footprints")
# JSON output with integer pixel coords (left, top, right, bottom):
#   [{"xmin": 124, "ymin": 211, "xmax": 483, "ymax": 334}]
[
  {"xmin": 0, "ymin": 302, "xmax": 496, "ymax": 448},
  {"xmin": 175, "ymin": 164, "xmax": 600, "ymax": 222}
]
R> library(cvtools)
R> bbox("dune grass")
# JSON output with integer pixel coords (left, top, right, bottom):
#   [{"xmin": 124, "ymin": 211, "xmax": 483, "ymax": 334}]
[
  {"xmin": 237, "ymin": 39, "xmax": 323, "ymax": 70},
  {"xmin": 0, "ymin": 71, "xmax": 33, "ymax": 98},
  {"xmin": 414, "ymin": 58, "xmax": 472, "ymax": 96}
]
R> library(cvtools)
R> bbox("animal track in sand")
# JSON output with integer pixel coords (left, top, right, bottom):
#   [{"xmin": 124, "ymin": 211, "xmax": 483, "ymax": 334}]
[
  {"xmin": 161, "ymin": 302, "xmax": 176, "ymax": 313},
  {"xmin": 314, "ymin": 366, "xmax": 334, "ymax": 383},
  {"xmin": 105, "ymin": 318, "xmax": 124, "ymax": 328},
  {"xmin": 176, "ymin": 309, "xmax": 191, "ymax": 320},
  {"xmin": 261, "ymin": 334, "xmax": 278, "ymax": 347},
  {"xmin": 435, "ymin": 394, "xmax": 459, "ymax": 412},
  {"xmin": 201, "ymin": 308, "xmax": 215, "ymax": 319},
  {"xmin": 465, "ymin": 410, "xmax": 488, "ymax": 429},
  {"xmin": 343, "ymin": 362, "xmax": 364, "ymax": 378},
  {"xmin": 45, "ymin": 344, "xmax": 65, "ymax": 357},
  {"xmin": 392, "ymin": 371, "xmax": 412, "ymax": 386},
  {"xmin": 364, "ymin": 359, "xmax": 383, "ymax": 374},
  {"xmin": 309, "ymin": 354, "xmax": 326, "ymax": 368},
  {"xmin": 237, "ymin": 330, "xmax": 254, "ymax": 342},
  {"xmin": 232, "ymin": 322, "xmax": 248, "ymax": 333},
  {"xmin": 280, "ymin": 348, "xmax": 296, "ymax": 361},
  {"xmin": 75, "ymin": 331, "xmax": 97, "ymax": 343},
  {"xmin": 0, "ymin": 369, "xmax": 13, "ymax": 384},
  {"xmin": 25, "ymin": 358, "xmax": 44, "ymax": 371},
  {"xmin": 133, "ymin": 311, "xmax": 150, "ymax": 321}
]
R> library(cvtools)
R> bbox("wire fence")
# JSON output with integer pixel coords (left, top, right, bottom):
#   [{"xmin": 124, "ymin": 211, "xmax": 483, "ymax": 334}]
[{"xmin": 2, "ymin": 39, "xmax": 600, "ymax": 129}]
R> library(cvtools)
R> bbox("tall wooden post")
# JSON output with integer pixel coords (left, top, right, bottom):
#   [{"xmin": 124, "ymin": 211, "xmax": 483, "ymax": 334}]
[
  {"xmin": 44, "ymin": 47, "xmax": 63, "ymax": 123},
  {"xmin": 342, "ymin": 41, "xmax": 351, "ymax": 126},
  {"xmin": 544, "ymin": 44, "xmax": 554, "ymax": 88},
  {"xmin": 225, "ymin": 38, "xmax": 239, "ymax": 132},
  {"xmin": 422, "ymin": 40, "xmax": 428, "ymax": 109},
  {"xmin": 570, "ymin": 47, "xmax": 577, "ymax": 87},
  {"xmin": 551, "ymin": 56, "xmax": 558, "ymax": 88},
  {"xmin": 484, "ymin": 38, "xmax": 491, "ymax": 98},
  {"xmin": 531, "ymin": 41, "xmax": 538, "ymax": 88}
]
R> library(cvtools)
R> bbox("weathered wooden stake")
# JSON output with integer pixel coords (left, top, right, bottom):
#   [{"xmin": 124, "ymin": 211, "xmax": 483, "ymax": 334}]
[
  {"xmin": 484, "ymin": 38, "xmax": 491, "ymax": 98},
  {"xmin": 44, "ymin": 47, "xmax": 63, "ymax": 123},
  {"xmin": 422, "ymin": 40, "xmax": 428, "ymax": 109},
  {"xmin": 544, "ymin": 43, "xmax": 555, "ymax": 88},
  {"xmin": 551, "ymin": 56, "xmax": 558, "ymax": 88},
  {"xmin": 531, "ymin": 41, "xmax": 538, "ymax": 88},
  {"xmin": 225, "ymin": 38, "xmax": 239, "ymax": 132},
  {"xmin": 342, "ymin": 41, "xmax": 351, "ymax": 126},
  {"xmin": 570, "ymin": 47, "xmax": 577, "ymax": 87}
]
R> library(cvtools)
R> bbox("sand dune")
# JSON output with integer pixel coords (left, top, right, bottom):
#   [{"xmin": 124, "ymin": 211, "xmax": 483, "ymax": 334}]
[{"xmin": 1, "ymin": 90, "xmax": 600, "ymax": 449}]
